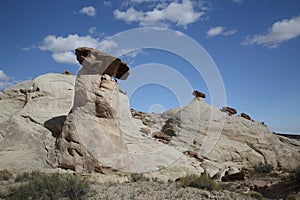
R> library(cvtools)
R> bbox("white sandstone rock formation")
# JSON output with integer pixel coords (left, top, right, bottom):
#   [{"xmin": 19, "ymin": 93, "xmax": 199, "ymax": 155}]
[
  {"xmin": 0, "ymin": 73, "xmax": 75, "ymax": 171},
  {"xmin": 0, "ymin": 49, "xmax": 299, "ymax": 181}
]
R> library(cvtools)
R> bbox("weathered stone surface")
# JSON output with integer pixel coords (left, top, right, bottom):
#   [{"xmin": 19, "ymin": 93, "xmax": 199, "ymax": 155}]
[
  {"xmin": 0, "ymin": 62, "xmax": 299, "ymax": 181},
  {"xmin": 75, "ymin": 47, "xmax": 130, "ymax": 80},
  {"xmin": 152, "ymin": 131, "xmax": 171, "ymax": 144},
  {"xmin": 0, "ymin": 73, "xmax": 75, "ymax": 172},
  {"xmin": 54, "ymin": 70, "xmax": 129, "ymax": 172},
  {"xmin": 192, "ymin": 90, "xmax": 206, "ymax": 98}
]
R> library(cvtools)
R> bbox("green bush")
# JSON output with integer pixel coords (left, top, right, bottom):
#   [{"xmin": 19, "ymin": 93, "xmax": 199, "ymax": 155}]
[
  {"xmin": 179, "ymin": 174, "xmax": 218, "ymax": 191},
  {"xmin": 253, "ymin": 163, "xmax": 274, "ymax": 174},
  {"xmin": 6, "ymin": 171, "xmax": 92, "ymax": 200}
]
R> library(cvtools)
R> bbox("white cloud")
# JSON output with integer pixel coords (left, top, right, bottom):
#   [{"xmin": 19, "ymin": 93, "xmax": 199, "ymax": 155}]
[
  {"xmin": 98, "ymin": 40, "xmax": 118, "ymax": 52},
  {"xmin": 206, "ymin": 26, "xmax": 237, "ymax": 38},
  {"xmin": 103, "ymin": 1, "xmax": 112, "ymax": 7},
  {"xmin": 52, "ymin": 52, "xmax": 78, "ymax": 65},
  {"xmin": 114, "ymin": 7, "xmax": 144, "ymax": 23},
  {"xmin": 38, "ymin": 34, "xmax": 142, "ymax": 64},
  {"xmin": 114, "ymin": 0, "xmax": 204, "ymax": 28},
  {"xmin": 79, "ymin": 6, "xmax": 96, "ymax": 17},
  {"xmin": 39, "ymin": 34, "xmax": 101, "ymax": 64},
  {"xmin": 223, "ymin": 29, "xmax": 237, "ymax": 36},
  {"xmin": 242, "ymin": 15, "xmax": 300, "ymax": 48},
  {"xmin": 39, "ymin": 34, "xmax": 100, "ymax": 52},
  {"xmin": 88, "ymin": 27, "xmax": 97, "ymax": 34},
  {"xmin": 0, "ymin": 70, "xmax": 9, "ymax": 81},
  {"xmin": 207, "ymin": 26, "xmax": 223, "ymax": 37},
  {"xmin": 0, "ymin": 70, "xmax": 16, "ymax": 90}
]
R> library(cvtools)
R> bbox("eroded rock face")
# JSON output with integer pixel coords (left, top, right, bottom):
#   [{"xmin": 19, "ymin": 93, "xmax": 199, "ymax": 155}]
[
  {"xmin": 53, "ymin": 53, "xmax": 130, "ymax": 172},
  {"xmin": 0, "ymin": 73, "xmax": 75, "ymax": 172}
]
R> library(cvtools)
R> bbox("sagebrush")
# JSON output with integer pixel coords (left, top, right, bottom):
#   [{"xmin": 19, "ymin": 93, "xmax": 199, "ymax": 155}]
[
  {"xmin": 6, "ymin": 171, "xmax": 92, "ymax": 200},
  {"xmin": 179, "ymin": 174, "xmax": 218, "ymax": 191}
]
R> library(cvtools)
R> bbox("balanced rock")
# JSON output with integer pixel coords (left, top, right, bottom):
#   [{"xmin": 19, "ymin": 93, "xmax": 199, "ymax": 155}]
[
  {"xmin": 51, "ymin": 49, "xmax": 201, "ymax": 175},
  {"xmin": 62, "ymin": 70, "xmax": 72, "ymax": 75},
  {"xmin": 75, "ymin": 47, "xmax": 130, "ymax": 80},
  {"xmin": 220, "ymin": 106, "xmax": 237, "ymax": 115},
  {"xmin": 192, "ymin": 90, "xmax": 206, "ymax": 98},
  {"xmin": 53, "ymin": 51, "xmax": 130, "ymax": 173},
  {"xmin": 241, "ymin": 112, "xmax": 251, "ymax": 121}
]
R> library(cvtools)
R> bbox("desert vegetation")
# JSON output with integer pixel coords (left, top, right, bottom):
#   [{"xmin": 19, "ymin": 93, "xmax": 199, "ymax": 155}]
[
  {"xmin": 251, "ymin": 163, "xmax": 274, "ymax": 176},
  {"xmin": 1, "ymin": 169, "xmax": 300, "ymax": 199},
  {"xmin": 1, "ymin": 171, "xmax": 92, "ymax": 200}
]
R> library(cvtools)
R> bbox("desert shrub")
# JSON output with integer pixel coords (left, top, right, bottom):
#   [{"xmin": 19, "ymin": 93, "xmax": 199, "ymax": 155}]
[
  {"xmin": 6, "ymin": 171, "xmax": 92, "ymax": 200},
  {"xmin": 65, "ymin": 175, "xmax": 92, "ymax": 199},
  {"xmin": 253, "ymin": 163, "xmax": 274, "ymax": 174},
  {"xmin": 0, "ymin": 169, "xmax": 14, "ymax": 181},
  {"xmin": 286, "ymin": 193, "xmax": 298, "ymax": 200},
  {"xmin": 14, "ymin": 171, "xmax": 33, "ymax": 182},
  {"xmin": 290, "ymin": 166, "xmax": 300, "ymax": 181},
  {"xmin": 179, "ymin": 174, "xmax": 218, "ymax": 191},
  {"xmin": 248, "ymin": 191, "xmax": 264, "ymax": 200},
  {"xmin": 131, "ymin": 173, "xmax": 150, "ymax": 182}
]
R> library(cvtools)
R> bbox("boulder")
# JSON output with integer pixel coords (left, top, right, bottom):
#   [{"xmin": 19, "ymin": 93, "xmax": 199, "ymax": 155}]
[
  {"xmin": 221, "ymin": 106, "xmax": 237, "ymax": 115},
  {"xmin": 192, "ymin": 90, "xmax": 206, "ymax": 98},
  {"xmin": 221, "ymin": 171, "xmax": 245, "ymax": 182},
  {"xmin": 62, "ymin": 70, "xmax": 72, "ymax": 75},
  {"xmin": 152, "ymin": 131, "xmax": 171, "ymax": 144},
  {"xmin": 241, "ymin": 112, "xmax": 251, "ymax": 121}
]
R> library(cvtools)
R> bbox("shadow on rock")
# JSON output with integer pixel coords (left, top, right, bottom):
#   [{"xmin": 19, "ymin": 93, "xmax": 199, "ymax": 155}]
[
  {"xmin": 44, "ymin": 115, "xmax": 67, "ymax": 138},
  {"xmin": 254, "ymin": 180, "xmax": 300, "ymax": 199}
]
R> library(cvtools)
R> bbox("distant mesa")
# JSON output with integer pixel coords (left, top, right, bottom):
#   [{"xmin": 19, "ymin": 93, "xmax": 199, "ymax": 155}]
[
  {"xmin": 192, "ymin": 90, "xmax": 206, "ymax": 98},
  {"xmin": 220, "ymin": 106, "xmax": 237, "ymax": 115},
  {"xmin": 75, "ymin": 47, "xmax": 130, "ymax": 80},
  {"xmin": 241, "ymin": 112, "xmax": 251, "ymax": 121}
]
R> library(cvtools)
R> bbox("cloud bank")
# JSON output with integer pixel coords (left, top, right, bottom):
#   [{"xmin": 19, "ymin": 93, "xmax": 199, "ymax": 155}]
[
  {"xmin": 39, "ymin": 34, "xmax": 101, "ymax": 64},
  {"xmin": 114, "ymin": 0, "xmax": 204, "ymax": 28},
  {"xmin": 242, "ymin": 15, "xmax": 300, "ymax": 48},
  {"xmin": 38, "ymin": 34, "xmax": 142, "ymax": 64}
]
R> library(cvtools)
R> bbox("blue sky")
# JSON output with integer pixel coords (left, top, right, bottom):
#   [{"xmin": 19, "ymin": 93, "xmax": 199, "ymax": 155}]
[{"xmin": 0, "ymin": 0, "xmax": 300, "ymax": 134}]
